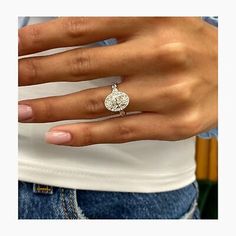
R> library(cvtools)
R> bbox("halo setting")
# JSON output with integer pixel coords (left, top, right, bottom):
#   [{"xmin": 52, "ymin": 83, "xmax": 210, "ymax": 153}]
[{"xmin": 104, "ymin": 84, "xmax": 129, "ymax": 113}]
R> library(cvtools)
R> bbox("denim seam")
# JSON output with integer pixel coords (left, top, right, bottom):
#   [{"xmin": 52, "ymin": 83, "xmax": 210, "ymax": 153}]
[
  {"xmin": 74, "ymin": 190, "xmax": 88, "ymax": 219},
  {"xmin": 68, "ymin": 190, "xmax": 80, "ymax": 219},
  {"xmin": 180, "ymin": 181, "xmax": 199, "ymax": 219},
  {"xmin": 60, "ymin": 188, "xmax": 70, "ymax": 219},
  {"xmin": 193, "ymin": 181, "xmax": 199, "ymax": 199},
  {"xmin": 180, "ymin": 198, "xmax": 198, "ymax": 219}
]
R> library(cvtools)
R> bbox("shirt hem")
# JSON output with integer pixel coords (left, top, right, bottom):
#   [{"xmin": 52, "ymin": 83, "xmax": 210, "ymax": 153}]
[{"xmin": 18, "ymin": 160, "xmax": 196, "ymax": 193}]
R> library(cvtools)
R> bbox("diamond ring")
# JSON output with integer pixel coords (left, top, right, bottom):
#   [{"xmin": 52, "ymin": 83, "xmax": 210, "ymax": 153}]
[{"xmin": 104, "ymin": 83, "xmax": 129, "ymax": 117}]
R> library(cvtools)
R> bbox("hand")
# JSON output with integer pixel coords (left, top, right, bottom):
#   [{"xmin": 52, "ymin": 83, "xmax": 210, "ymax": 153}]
[{"xmin": 18, "ymin": 17, "xmax": 218, "ymax": 146}]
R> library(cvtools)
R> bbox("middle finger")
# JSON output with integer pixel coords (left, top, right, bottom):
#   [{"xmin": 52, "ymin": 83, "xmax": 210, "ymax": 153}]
[{"xmin": 19, "ymin": 42, "xmax": 146, "ymax": 86}]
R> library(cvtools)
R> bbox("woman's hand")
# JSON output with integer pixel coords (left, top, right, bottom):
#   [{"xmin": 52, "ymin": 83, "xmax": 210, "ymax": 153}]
[{"xmin": 18, "ymin": 17, "xmax": 218, "ymax": 146}]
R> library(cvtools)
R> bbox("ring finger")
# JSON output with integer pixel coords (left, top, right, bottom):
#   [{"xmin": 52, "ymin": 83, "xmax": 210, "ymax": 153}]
[{"xmin": 18, "ymin": 80, "xmax": 174, "ymax": 123}]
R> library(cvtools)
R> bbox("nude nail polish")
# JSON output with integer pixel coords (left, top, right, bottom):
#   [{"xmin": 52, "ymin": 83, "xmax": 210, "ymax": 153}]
[
  {"xmin": 18, "ymin": 104, "xmax": 33, "ymax": 121},
  {"xmin": 45, "ymin": 131, "xmax": 72, "ymax": 145}
]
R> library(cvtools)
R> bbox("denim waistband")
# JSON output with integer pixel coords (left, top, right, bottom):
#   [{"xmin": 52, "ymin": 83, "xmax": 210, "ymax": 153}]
[{"xmin": 19, "ymin": 181, "xmax": 200, "ymax": 219}]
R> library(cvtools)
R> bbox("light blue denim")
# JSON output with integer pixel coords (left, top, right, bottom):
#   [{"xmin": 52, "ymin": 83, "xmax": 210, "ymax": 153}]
[
  {"xmin": 18, "ymin": 16, "xmax": 29, "ymax": 28},
  {"xmin": 18, "ymin": 181, "xmax": 200, "ymax": 219}
]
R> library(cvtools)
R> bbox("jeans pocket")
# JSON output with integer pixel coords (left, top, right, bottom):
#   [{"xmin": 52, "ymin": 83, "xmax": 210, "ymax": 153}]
[
  {"xmin": 180, "ymin": 181, "xmax": 200, "ymax": 219},
  {"xmin": 75, "ymin": 182, "xmax": 200, "ymax": 219}
]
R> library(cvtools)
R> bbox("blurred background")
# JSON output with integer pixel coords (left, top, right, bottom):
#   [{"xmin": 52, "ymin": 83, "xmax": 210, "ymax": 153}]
[{"xmin": 195, "ymin": 137, "xmax": 218, "ymax": 219}]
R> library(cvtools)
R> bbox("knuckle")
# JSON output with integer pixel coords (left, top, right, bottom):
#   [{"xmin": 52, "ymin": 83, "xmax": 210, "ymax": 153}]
[
  {"xmin": 164, "ymin": 80, "xmax": 194, "ymax": 106},
  {"xmin": 26, "ymin": 99, "xmax": 53, "ymax": 122},
  {"xmin": 69, "ymin": 49, "xmax": 92, "ymax": 77},
  {"xmin": 28, "ymin": 59, "xmax": 39, "ymax": 83},
  {"xmin": 79, "ymin": 124, "xmax": 94, "ymax": 146},
  {"xmin": 62, "ymin": 17, "xmax": 89, "ymax": 38},
  {"xmin": 116, "ymin": 123, "xmax": 134, "ymax": 142},
  {"xmin": 170, "ymin": 43, "xmax": 190, "ymax": 66},
  {"xmin": 185, "ymin": 113, "xmax": 202, "ymax": 135},
  {"xmin": 174, "ymin": 83, "xmax": 192, "ymax": 104},
  {"xmin": 20, "ymin": 58, "xmax": 39, "ymax": 85},
  {"xmin": 28, "ymin": 25, "xmax": 42, "ymax": 46},
  {"xmin": 84, "ymin": 93, "xmax": 105, "ymax": 116},
  {"xmin": 156, "ymin": 42, "xmax": 191, "ymax": 67},
  {"xmin": 37, "ymin": 99, "xmax": 55, "ymax": 122},
  {"xmin": 173, "ymin": 111, "xmax": 202, "ymax": 138}
]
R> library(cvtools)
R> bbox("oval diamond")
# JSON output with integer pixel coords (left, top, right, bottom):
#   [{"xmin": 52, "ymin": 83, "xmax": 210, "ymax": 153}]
[{"xmin": 104, "ymin": 91, "xmax": 129, "ymax": 112}]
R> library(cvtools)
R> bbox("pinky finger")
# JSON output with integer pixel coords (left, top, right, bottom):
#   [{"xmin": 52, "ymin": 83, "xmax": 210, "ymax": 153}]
[{"xmin": 45, "ymin": 113, "xmax": 177, "ymax": 147}]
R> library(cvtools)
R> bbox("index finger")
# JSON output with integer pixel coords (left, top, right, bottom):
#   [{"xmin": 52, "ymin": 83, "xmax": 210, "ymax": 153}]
[{"xmin": 18, "ymin": 17, "xmax": 138, "ymax": 56}]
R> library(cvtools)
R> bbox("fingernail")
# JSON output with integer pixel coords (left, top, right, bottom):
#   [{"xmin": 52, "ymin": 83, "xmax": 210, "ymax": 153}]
[
  {"xmin": 45, "ymin": 131, "xmax": 72, "ymax": 145},
  {"xmin": 18, "ymin": 104, "xmax": 33, "ymax": 121}
]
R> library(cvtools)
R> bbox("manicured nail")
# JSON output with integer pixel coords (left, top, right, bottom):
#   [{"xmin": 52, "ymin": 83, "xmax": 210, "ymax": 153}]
[
  {"xmin": 45, "ymin": 131, "xmax": 72, "ymax": 145},
  {"xmin": 18, "ymin": 104, "xmax": 33, "ymax": 121}
]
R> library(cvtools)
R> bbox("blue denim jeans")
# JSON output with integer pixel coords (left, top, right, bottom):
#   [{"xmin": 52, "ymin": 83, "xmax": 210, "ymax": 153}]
[{"xmin": 18, "ymin": 181, "xmax": 200, "ymax": 219}]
